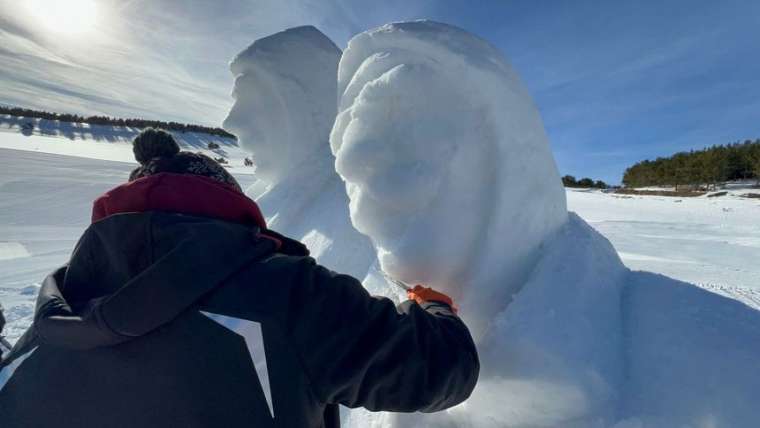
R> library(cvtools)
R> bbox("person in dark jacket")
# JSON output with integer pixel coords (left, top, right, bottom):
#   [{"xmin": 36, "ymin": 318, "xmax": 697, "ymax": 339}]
[{"xmin": 0, "ymin": 129, "xmax": 479, "ymax": 428}]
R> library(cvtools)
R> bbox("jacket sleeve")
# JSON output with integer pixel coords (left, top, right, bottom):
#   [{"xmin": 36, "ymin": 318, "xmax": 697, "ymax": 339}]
[{"xmin": 287, "ymin": 259, "xmax": 479, "ymax": 412}]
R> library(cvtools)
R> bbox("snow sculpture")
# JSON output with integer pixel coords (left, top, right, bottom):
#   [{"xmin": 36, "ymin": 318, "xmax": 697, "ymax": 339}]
[
  {"xmin": 331, "ymin": 21, "xmax": 567, "ymax": 337},
  {"xmin": 224, "ymin": 26, "xmax": 375, "ymax": 279},
  {"xmin": 225, "ymin": 26, "xmax": 340, "ymax": 184},
  {"xmin": 332, "ymin": 21, "xmax": 623, "ymax": 427},
  {"xmin": 333, "ymin": 21, "xmax": 760, "ymax": 428}
]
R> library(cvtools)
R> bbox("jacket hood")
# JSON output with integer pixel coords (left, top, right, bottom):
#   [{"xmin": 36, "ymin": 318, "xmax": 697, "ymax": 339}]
[
  {"xmin": 92, "ymin": 173, "xmax": 267, "ymax": 230},
  {"xmin": 33, "ymin": 212, "xmax": 278, "ymax": 350}
]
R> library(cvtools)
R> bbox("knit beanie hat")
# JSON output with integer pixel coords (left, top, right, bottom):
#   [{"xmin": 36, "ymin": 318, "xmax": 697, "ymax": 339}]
[{"xmin": 128, "ymin": 128, "xmax": 243, "ymax": 193}]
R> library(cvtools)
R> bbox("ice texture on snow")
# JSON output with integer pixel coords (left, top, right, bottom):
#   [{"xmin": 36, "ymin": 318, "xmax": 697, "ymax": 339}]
[
  {"xmin": 331, "ymin": 21, "xmax": 568, "ymax": 337},
  {"xmin": 223, "ymin": 26, "xmax": 375, "ymax": 279}
]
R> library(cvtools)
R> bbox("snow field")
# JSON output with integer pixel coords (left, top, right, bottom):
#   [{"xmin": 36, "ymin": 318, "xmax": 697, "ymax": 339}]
[{"xmin": 568, "ymin": 188, "xmax": 760, "ymax": 290}]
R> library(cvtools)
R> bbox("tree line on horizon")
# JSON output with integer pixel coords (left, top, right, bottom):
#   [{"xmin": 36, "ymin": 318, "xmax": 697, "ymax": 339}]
[
  {"xmin": 562, "ymin": 175, "xmax": 609, "ymax": 189},
  {"xmin": 622, "ymin": 140, "xmax": 760, "ymax": 189},
  {"xmin": 0, "ymin": 105, "xmax": 237, "ymax": 140}
]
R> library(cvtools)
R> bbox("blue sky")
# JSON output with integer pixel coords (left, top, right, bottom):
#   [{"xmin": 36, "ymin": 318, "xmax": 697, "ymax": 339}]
[{"xmin": 0, "ymin": 0, "xmax": 758, "ymax": 183}]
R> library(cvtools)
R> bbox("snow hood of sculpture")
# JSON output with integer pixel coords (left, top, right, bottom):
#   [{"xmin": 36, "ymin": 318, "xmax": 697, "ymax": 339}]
[
  {"xmin": 224, "ymin": 26, "xmax": 341, "ymax": 183},
  {"xmin": 331, "ymin": 21, "xmax": 568, "ymax": 334}
]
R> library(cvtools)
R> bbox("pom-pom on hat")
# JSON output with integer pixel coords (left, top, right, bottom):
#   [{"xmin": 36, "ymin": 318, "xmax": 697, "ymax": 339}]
[
  {"xmin": 133, "ymin": 128, "xmax": 180, "ymax": 164},
  {"xmin": 128, "ymin": 128, "xmax": 243, "ymax": 193}
]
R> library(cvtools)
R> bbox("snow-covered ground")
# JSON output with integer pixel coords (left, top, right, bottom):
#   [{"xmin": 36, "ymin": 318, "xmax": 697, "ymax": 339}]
[{"xmin": 568, "ymin": 188, "xmax": 760, "ymax": 309}]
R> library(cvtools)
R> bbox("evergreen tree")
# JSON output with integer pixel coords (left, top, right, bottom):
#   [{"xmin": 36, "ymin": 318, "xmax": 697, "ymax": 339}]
[
  {"xmin": 622, "ymin": 139, "xmax": 760, "ymax": 188},
  {"xmin": 562, "ymin": 175, "xmax": 578, "ymax": 187}
]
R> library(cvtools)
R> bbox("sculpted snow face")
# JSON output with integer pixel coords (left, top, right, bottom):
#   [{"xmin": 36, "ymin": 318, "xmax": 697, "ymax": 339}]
[
  {"xmin": 223, "ymin": 26, "xmax": 341, "ymax": 183},
  {"xmin": 332, "ymin": 22, "xmax": 629, "ymax": 427},
  {"xmin": 222, "ymin": 26, "xmax": 376, "ymax": 280},
  {"xmin": 331, "ymin": 21, "xmax": 568, "ymax": 335}
]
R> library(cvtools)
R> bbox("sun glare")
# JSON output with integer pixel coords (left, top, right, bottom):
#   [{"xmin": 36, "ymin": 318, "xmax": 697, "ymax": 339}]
[{"xmin": 24, "ymin": 0, "xmax": 98, "ymax": 36}]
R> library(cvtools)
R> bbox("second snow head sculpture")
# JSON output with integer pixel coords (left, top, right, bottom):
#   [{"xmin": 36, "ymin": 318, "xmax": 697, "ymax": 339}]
[
  {"xmin": 331, "ymin": 21, "xmax": 567, "ymax": 336},
  {"xmin": 224, "ymin": 26, "xmax": 341, "ymax": 184},
  {"xmin": 223, "ymin": 26, "xmax": 375, "ymax": 279}
]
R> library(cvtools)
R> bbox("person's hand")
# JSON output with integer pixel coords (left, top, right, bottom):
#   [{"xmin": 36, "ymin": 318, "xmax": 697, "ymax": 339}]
[{"xmin": 407, "ymin": 285, "xmax": 458, "ymax": 314}]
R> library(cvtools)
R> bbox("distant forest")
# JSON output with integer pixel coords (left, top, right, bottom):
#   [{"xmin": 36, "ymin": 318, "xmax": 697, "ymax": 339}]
[
  {"xmin": 623, "ymin": 140, "xmax": 760, "ymax": 189},
  {"xmin": 562, "ymin": 175, "xmax": 609, "ymax": 189},
  {"xmin": 0, "ymin": 105, "xmax": 236, "ymax": 140}
]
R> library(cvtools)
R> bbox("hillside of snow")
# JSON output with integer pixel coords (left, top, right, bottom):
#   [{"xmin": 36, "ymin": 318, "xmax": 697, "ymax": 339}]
[{"xmin": 0, "ymin": 114, "xmax": 255, "ymax": 172}]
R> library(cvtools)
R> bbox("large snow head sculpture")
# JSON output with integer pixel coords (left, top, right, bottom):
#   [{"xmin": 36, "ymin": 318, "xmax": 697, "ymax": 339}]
[
  {"xmin": 331, "ymin": 21, "xmax": 567, "ymax": 335},
  {"xmin": 224, "ymin": 26, "xmax": 341, "ymax": 183}
]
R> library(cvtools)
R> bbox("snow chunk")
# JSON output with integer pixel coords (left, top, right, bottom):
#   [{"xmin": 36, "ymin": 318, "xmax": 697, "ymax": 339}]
[{"xmin": 331, "ymin": 21, "xmax": 567, "ymax": 336}]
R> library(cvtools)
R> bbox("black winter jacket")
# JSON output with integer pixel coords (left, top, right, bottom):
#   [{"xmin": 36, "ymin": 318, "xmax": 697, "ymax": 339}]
[{"xmin": 0, "ymin": 212, "xmax": 479, "ymax": 427}]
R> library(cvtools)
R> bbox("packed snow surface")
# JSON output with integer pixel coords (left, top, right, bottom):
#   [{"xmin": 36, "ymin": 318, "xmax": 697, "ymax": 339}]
[
  {"xmin": 568, "ymin": 188, "xmax": 760, "ymax": 293},
  {"xmin": 223, "ymin": 25, "xmax": 375, "ymax": 279},
  {"xmin": 2, "ymin": 20, "xmax": 760, "ymax": 428}
]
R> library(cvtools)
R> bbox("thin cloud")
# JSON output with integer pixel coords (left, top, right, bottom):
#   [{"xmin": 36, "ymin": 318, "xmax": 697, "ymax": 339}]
[
  {"xmin": 0, "ymin": 0, "xmax": 434, "ymax": 126},
  {"xmin": 0, "ymin": 0, "xmax": 758, "ymax": 184}
]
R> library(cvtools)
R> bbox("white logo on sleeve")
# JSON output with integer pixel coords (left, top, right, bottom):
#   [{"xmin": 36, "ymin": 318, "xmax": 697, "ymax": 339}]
[{"xmin": 200, "ymin": 312, "xmax": 274, "ymax": 418}]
